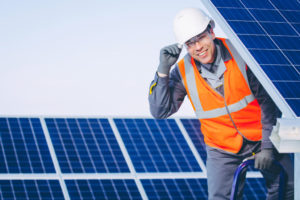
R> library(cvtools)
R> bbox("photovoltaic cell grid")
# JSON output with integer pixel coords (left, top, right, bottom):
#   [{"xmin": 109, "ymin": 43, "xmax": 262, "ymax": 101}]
[
  {"xmin": 65, "ymin": 179, "xmax": 142, "ymax": 200},
  {"xmin": 243, "ymin": 178, "xmax": 267, "ymax": 200},
  {"xmin": 0, "ymin": 117, "xmax": 269, "ymax": 199},
  {"xmin": 141, "ymin": 179, "xmax": 208, "ymax": 200},
  {"xmin": 0, "ymin": 178, "xmax": 266, "ymax": 200},
  {"xmin": 45, "ymin": 118, "xmax": 129, "ymax": 173},
  {"xmin": 0, "ymin": 118, "xmax": 55, "ymax": 173},
  {"xmin": 114, "ymin": 118, "xmax": 202, "ymax": 172},
  {"xmin": 210, "ymin": 0, "xmax": 300, "ymax": 116},
  {"xmin": 141, "ymin": 178, "xmax": 266, "ymax": 200},
  {"xmin": 180, "ymin": 119, "xmax": 207, "ymax": 164},
  {"xmin": 63, "ymin": 178, "xmax": 266, "ymax": 200},
  {"xmin": 0, "ymin": 180, "xmax": 64, "ymax": 200}
]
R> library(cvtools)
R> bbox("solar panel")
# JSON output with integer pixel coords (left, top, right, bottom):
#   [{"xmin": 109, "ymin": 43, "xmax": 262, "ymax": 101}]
[
  {"xmin": 141, "ymin": 179, "xmax": 208, "ymax": 200},
  {"xmin": 0, "ymin": 117, "xmax": 267, "ymax": 199},
  {"xmin": 180, "ymin": 119, "xmax": 207, "ymax": 164},
  {"xmin": 45, "ymin": 118, "xmax": 129, "ymax": 173},
  {"xmin": 243, "ymin": 178, "xmax": 267, "ymax": 200},
  {"xmin": 141, "ymin": 178, "xmax": 266, "ymax": 200},
  {"xmin": 205, "ymin": 0, "xmax": 300, "ymax": 117},
  {"xmin": 65, "ymin": 179, "xmax": 142, "ymax": 200},
  {"xmin": 0, "ymin": 118, "xmax": 55, "ymax": 173},
  {"xmin": 0, "ymin": 180, "xmax": 64, "ymax": 199},
  {"xmin": 113, "ymin": 118, "xmax": 202, "ymax": 172}
]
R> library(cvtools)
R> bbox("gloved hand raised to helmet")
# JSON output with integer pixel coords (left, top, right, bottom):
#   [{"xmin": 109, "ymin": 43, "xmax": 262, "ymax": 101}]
[
  {"xmin": 254, "ymin": 148, "xmax": 275, "ymax": 170},
  {"xmin": 157, "ymin": 43, "xmax": 182, "ymax": 75}
]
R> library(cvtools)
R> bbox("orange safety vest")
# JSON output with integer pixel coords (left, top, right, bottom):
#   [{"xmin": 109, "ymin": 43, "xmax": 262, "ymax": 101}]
[{"xmin": 178, "ymin": 38, "xmax": 262, "ymax": 153}]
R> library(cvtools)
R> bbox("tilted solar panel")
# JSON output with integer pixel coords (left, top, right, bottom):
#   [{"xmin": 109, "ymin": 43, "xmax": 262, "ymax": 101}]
[
  {"xmin": 206, "ymin": 0, "xmax": 300, "ymax": 117},
  {"xmin": 141, "ymin": 178, "xmax": 266, "ymax": 200},
  {"xmin": 0, "ymin": 118, "xmax": 55, "ymax": 173},
  {"xmin": 180, "ymin": 119, "xmax": 207, "ymax": 164},
  {"xmin": 243, "ymin": 178, "xmax": 267, "ymax": 200},
  {"xmin": 45, "ymin": 118, "xmax": 129, "ymax": 173},
  {"xmin": 65, "ymin": 179, "xmax": 142, "ymax": 200},
  {"xmin": 0, "ymin": 180, "xmax": 64, "ymax": 199},
  {"xmin": 141, "ymin": 179, "xmax": 208, "ymax": 200},
  {"xmin": 0, "ymin": 117, "xmax": 267, "ymax": 199},
  {"xmin": 114, "ymin": 118, "xmax": 202, "ymax": 172}
]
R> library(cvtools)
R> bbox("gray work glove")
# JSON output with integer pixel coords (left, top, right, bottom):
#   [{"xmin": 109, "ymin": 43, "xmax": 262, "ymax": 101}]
[
  {"xmin": 254, "ymin": 149, "xmax": 275, "ymax": 170},
  {"xmin": 157, "ymin": 43, "xmax": 182, "ymax": 75}
]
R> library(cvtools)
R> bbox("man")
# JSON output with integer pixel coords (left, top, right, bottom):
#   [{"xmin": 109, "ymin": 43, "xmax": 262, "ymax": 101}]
[{"xmin": 148, "ymin": 8, "xmax": 294, "ymax": 199}]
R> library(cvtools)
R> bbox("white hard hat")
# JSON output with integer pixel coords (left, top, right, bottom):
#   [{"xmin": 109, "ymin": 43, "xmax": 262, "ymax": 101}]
[{"xmin": 173, "ymin": 8, "xmax": 215, "ymax": 46}]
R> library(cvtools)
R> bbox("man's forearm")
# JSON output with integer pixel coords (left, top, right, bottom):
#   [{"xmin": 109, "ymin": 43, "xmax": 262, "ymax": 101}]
[
  {"xmin": 148, "ymin": 69, "xmax": 187, "ymax": 119},
  {"xmin": 148, "ymin": 75, "xmax": 176, "ymax": 119},
  {"xmin": 247, "ymin": 68, "xmax": 281, "ymax": 149}
]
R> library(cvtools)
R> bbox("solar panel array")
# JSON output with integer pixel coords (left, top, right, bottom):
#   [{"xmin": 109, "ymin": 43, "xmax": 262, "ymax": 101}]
[
  {"xmin": 0, "ymin": 117, "xmax": 266, "ymax": 199},
  {"xmin": 2, "ymin": 0, "xmax": 298, "ymax": 199},
  {"xmin": 0, "ymin": 180, "xmax": 64, "ymax": 200},
  {"xmin": 207, "ymin": 0, "xmax": 300, "ymax": 117},
  {"xmin": 45, "ymin": 118, "xmax": 129, "ymax": 173},
  {"xmin": 4, "ymin": 1, "xmax": 299, "ymax": 199},
  {"xmin": 114, "ymin": 118, "xmax": 201, "ymax": 173}
]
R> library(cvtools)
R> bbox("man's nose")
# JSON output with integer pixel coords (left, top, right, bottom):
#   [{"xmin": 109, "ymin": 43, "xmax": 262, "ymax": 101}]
[{"xmin": 194, "ymin": 41, "xmax": 203, "ymax": 50}]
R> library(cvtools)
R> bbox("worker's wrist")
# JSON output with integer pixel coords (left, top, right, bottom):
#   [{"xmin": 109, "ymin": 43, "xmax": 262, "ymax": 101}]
[
  {"xmin": 261, "ymin": 140, "xmax": 274, "ymax": 149},
  {"xmin": 157, "ymin": 71, "xmax": 168, "ymax": 77},
  {"xmin": 155, "ymin": 72, "xmax": 169, "ymax": 85}
]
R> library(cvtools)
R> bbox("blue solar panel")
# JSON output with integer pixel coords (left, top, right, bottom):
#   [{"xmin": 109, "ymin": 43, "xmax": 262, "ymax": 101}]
[
  {"xmin": 142, "ymin": 178, "xmax": 266, "ymax": 200},
  {"xmin": 217, "ymin": 8, "xmax": 252, "ymax": 21},
  {"xmin": 282, "ymin": 11, "xmax": 300, "ymax": 23},
  {"xmin": 210, "ymin": 0, "xmax": 300, "ymax": 117},
  {"xmin": 45, "ymin": 118, "xmax": 129, "ymax": 173},
  {"xmin": 1, "ymin": 117, "xmax": 269, "ymax": 199},
  {"xmin": 180, "ymin": 119, "xmax": 207, "ymax": 164},
  {"xmin": 142, "ymin": 179, "xmax": 208, "ymax": 200},
  {"xmin": 0, "ymin": 180, "xmax": 64, "ymax": 199},
  {"xmin": 250, "ymin": 9, "xmax": 285, "ymax": 22},
  {"xmin": 114, "ymin": 118, "xmax": 202, "ymax": 172},
  {"xmin": 271, "ymin": 0, "xmax": 300, "ymax": 10},
  {"xmin": 0, "ymin": 118, "xmax": 55, "ymax": 173},
  {"xmin": 243, "ymin": 178, "xmax": 267, "ymax": 200},
  {"xmin": 65, "ymin": 179, "xmax": 142, "ymax": 200}
]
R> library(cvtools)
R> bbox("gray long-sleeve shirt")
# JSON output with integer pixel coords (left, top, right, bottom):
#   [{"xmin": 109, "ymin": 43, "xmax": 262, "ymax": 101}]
[{"xmin": 148, "ymin": 39, "xmax": 281, "ymax": 150}]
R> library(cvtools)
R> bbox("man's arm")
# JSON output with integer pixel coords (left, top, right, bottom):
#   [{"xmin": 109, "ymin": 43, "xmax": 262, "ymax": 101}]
[
  {"xmin": 148, "ymin": 43, "xmax": 186, "ymax": 118},
  {"xmin": 148, "ymin": 67, "xmax": 187, "ymax": 119},
  {"xmin": 247, "ymin": 68, "xmax": 282, "ymax": 149},
  {"xmin": 247, "ymin": 67, "xmax": 282, "ymax": 170}
]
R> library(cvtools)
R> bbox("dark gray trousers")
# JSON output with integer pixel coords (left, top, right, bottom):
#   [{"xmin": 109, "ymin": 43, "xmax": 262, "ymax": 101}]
[{"xmin": 206, "ymin": 140, "xmax": 294, "ymax": 200}]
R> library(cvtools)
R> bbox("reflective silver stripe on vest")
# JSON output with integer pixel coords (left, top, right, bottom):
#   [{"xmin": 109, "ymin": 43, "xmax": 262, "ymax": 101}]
[
  {"xmin": 183, "ymin": 39, "xmax": 255, "ymax": 119},
  {"xmin": 194, "ymin": 94, "xmax": 255, "ymax": 119},
  {"xmin": 184, "ymin": 55, "xmax": 204, "ymax": 112},
  {"xmin": 225, "ymin": 39, "xmax": 250, "ymax": 86}
]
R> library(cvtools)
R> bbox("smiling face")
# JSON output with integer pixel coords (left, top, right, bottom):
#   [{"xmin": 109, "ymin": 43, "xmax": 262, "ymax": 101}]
[{"xmin": 185, "ymin": 28, "xmax": 216, "ymax": 64}]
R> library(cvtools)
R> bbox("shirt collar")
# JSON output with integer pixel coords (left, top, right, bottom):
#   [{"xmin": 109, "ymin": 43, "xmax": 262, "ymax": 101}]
[{"xmin": 201, "ymin": 57, "xmax": 226, "ymax": 80}]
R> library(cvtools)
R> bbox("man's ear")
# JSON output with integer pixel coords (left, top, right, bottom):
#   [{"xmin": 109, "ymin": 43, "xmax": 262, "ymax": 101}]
[{"xmin": 210, "ymin": 28, "xmax": 216, "ymax": 40}]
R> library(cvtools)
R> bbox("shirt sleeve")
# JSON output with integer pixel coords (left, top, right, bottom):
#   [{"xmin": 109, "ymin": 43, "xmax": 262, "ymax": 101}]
[
  {"xmin": 247, "ymin": 67, "xmax": 282, "ymax": 149},
  {"xmin": 148, "ymin": 66, "xmax": 187, "ymax": 119}
]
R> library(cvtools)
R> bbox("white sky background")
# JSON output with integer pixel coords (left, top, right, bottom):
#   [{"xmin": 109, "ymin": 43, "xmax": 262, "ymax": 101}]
[{"xmin": 0, "ymin": 0, "xmax": 226, "ymax": 117}]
